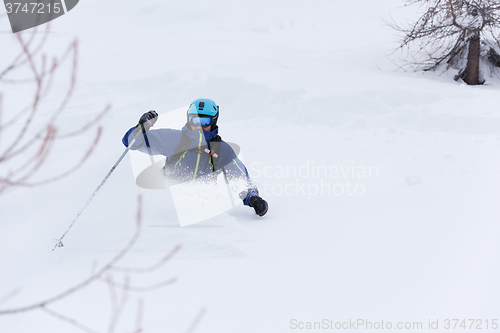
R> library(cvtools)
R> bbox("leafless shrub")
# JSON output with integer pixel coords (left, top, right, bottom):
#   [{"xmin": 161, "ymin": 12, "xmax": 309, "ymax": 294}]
[
  {"xmin": 0, "ymin": 22, "xmax": 110, "ymax": 195},
  {"xmin": 0, "ymin": 20, "xmax": 205, "ymax": 333},
  {"xmin": 0, "ymin": 195, "xmax": 205, "ymax": 333},
  {"xmin": 388, "ymin": 0, "xmax": 500, "ymax": 84}
]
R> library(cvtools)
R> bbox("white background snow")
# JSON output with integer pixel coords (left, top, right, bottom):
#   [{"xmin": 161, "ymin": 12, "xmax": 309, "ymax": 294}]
[{"xmin": 1, "ymin": 0, "xmax": 500, "ymax": 332}]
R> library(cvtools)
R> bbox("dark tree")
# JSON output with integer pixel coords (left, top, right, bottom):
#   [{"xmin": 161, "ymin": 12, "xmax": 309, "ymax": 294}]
[{"xmin": 390, "ymin": 0, "xmax": 500, "ymax": 85}]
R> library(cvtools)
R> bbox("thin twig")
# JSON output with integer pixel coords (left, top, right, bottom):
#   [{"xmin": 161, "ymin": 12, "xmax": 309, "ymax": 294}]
[
  {"xmin": 134, "ymin": 298, "xmax": 144, "ymax": 333},
  {"xmin": 108, "ymin": 276, "xmax": 130, "ymax": 333},
  {"xmin": 0, "ymin": 196, "xmax": 144, "ymax": 315},
  {"xmin": 41, "ymin": 306, "xmax": 100, "ymax": 333},
  {"xmin": 184, "ymin": 307, "xmax": 207, "ymax": 333},
  {"xmin": 112, "ymin": 244, "xmax": 182, "ymax": 274},
  {"xmin": 100, "ymin": 277, "xmax": 177, "ymax": 293},
  {"xmin": 0, "ymin": 288, "xmax": 20, "ymax": 307}
]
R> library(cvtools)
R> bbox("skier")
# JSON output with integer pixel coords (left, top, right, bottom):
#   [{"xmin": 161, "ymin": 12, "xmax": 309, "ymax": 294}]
[{"xmin": 122, "ymin": 98, "xmax": 268, "ymax": 217}]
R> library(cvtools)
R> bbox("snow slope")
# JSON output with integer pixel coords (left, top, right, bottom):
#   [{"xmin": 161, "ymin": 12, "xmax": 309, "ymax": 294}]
[{"xmin": 1, "ymin": 0, "xmax": 500, "ymax": 332}]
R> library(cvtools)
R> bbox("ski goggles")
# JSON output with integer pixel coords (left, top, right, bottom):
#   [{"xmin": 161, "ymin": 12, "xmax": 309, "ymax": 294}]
[{"xmin": 188, "ymin": 115, "xmax": 212, "ymax": 127}]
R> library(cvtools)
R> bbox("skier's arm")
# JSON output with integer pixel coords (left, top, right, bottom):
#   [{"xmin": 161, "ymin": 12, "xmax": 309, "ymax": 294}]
[
  {"xmin": 122, "ymin": 111, "xmax": 182, "ymax": 157},
  {"xmin": 122, "ymin": 127, "xmax": 167, "ymax": 155},
  {"xmin": 219, "ymin": 144, "xmax": 268, "ymax": 216},
  {"xmin": 222, "ymin": 156, "xmax": 259, "ymax": 202},
  {"xmin": 122, "ymin": 126, "xmax": 182, "ymax": 157}
]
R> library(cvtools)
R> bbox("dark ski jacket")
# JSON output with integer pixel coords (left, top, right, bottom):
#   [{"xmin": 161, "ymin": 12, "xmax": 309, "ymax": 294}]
[{"xmin": 122, "ymin": 125, "xmax": 258, "ymax": 206}]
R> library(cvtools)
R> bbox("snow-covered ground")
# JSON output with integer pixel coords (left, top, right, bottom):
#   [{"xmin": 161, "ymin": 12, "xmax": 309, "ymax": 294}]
[{"xmin": 1, "ymin": 0, "xmax": 500, "ymax": 332}]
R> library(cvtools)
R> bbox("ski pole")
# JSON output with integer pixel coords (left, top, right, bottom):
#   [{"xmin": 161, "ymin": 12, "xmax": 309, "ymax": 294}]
[
  {"xmin": 52, "ymin": 129, "xmax": 143, "ymax": 250},
  {"xmin": 141, "ymin": 123, "xmax": 156, "ymax": 165}
]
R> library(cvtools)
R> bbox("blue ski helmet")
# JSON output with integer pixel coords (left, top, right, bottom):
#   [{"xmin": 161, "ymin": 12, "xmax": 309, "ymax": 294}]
[{"xmin": 186, "ymin": 98, "xmax": 219, "ymax": 130}]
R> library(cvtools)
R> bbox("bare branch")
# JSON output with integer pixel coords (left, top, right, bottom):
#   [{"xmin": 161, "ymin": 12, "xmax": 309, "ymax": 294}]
[
  {"xmin": 0, "ymin": 24, "xmax": 51, "ymax": 81},
  {"xmin": 0, "ymin": 30, "xmax": 109, "ymax": 194},
  {"xmin": 184, "ymin": 307, "xmax": 207, "ymax": 333},
  {"xmin": 0, "ymin": 288, "xmax": 20, "ymax": 307},
  {"xmin": 56, "ymin": 104, "xmax": 112, "ymax": 139},
  {"xmin": 107, "ymin": 276, "xmax": 130, "ymax": 333},
  {"xmin": 19, "ymin": 127, "xmax": 103, "ymax": 187},
  {"xmin": 41, "ymin": 306, "xmax": 100, "ymax": 333},
  {"xmin": 100, "ymin": 277, "xmax": 177, "ymax": 293},
  {"xmin": 112, "ymin": 244, "xmax": 182, "ymax": 274},
  {"xmin": 0, "ymin": 195, "xmax": 184, "ymax": 333},
  {"xmin": 0, "ymin": 195, "xmax": 144, "ymax": 315},
  {"xmin": 134, "ymin": 298, "xmax": 144, "ymax": 333}
]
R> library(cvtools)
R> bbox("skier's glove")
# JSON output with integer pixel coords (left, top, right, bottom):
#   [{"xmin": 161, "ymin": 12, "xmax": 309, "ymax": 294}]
[
  {"xmin": 249, "ymin": 196, "xmax": 268, "ymax": 217},
  {"xmin": 134, "ymin": 110, "xmax": 158, "ymax": 134}
]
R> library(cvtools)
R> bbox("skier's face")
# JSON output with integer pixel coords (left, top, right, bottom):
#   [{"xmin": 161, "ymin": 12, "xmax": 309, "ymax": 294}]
[
  {"xmin": 188, "ymin": 114, "xmax": 212, "ymax": 132},
  {"xmin": 191, "ymin": 124, "xmax": 212, "ymax": 132}
]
